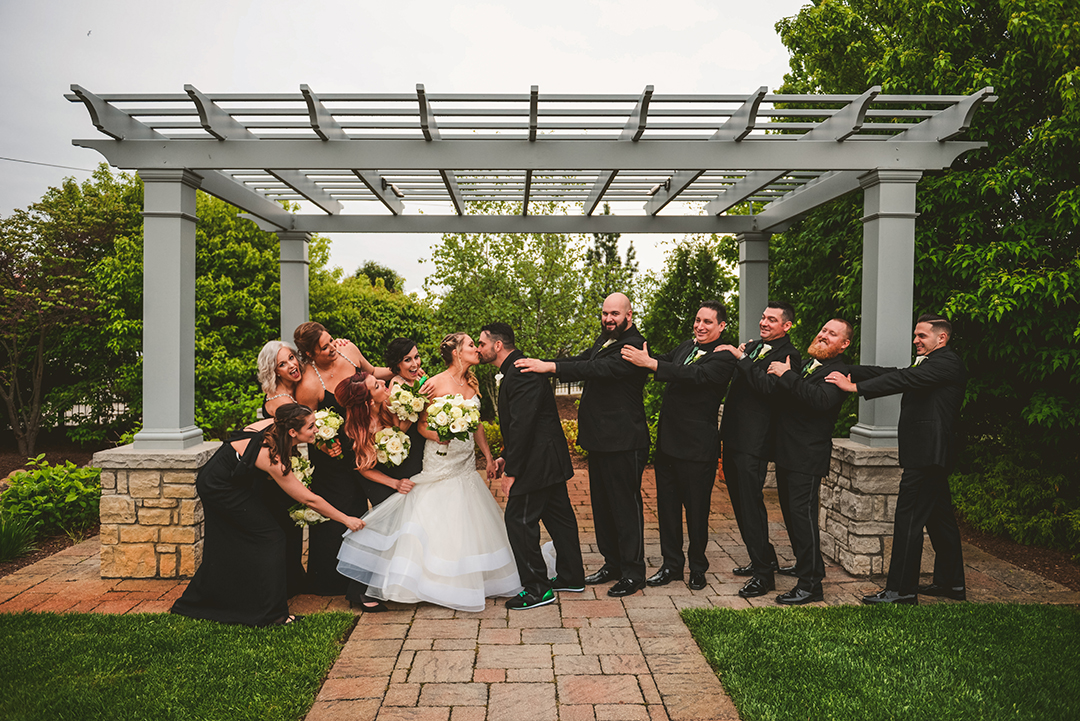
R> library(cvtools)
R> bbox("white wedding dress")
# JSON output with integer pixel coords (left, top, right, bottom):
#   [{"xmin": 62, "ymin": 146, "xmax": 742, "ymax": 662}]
[{"xmin": 337, "ymin": 424, "xmax": 522, "ymax": 612}]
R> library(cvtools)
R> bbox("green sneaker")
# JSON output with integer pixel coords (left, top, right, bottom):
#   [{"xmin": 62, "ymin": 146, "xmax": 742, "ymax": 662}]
[
  {"xmin": 550, "ymin": 576, "xmax": 585, "ymax": 592},
  {"xmin": 505, "ymin": 588, "xmax": 556, "ymax": 610}
]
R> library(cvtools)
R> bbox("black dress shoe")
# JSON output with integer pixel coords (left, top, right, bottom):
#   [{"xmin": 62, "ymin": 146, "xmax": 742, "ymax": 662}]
[
  {"xmin": 733, "ymin": 560, "xmax": 779, "ymax": 577},
  {"xmin": 918, "ymin": 583, "xmax": 966, "ymax": 601},
  {"xmin": 777, "ymin": 565, "xmax": 798, "ymax": 577},
  {"xmin": 737, "ymin": 576, "xmax": 775, "ymax": 598},
  {"xmin": 646, "ymin": 568, "xmax": 683, "ymax": 587},
  {"xmin": 688, "ymin": 571, "xmax": 708, "ymax": 591},
  {"xmin": 584, "ymin": 568, "xmax": 618, "ymax": 585},
  {"xmin": 860, "ymin": 588, "xmax": 917, "ymax": 605},
  {"xmin": 607, "ymin": 578, "xmax": 645, "ymax": 597},
  {"xmin": 775, "ymin": 588, "xmax": 823, "ymax": 605}
]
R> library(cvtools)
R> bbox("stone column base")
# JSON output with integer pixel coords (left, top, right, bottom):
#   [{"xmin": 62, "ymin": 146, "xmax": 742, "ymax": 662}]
[
  {"xmin": 821, "ymin": 438, "xmax": 933, "ymax": 577},
  {"xmin": 93, "ymin": 442, "xmax": 219, "ymax": 579}
]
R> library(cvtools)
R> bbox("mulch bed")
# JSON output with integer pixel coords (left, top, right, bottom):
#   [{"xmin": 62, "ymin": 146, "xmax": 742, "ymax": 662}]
[
  {"xmin": 0, "ymin": 527, "xmax": 100, "ymax": 579},
  {"xmin": 958, "ymin": 518, "xmax": 1080, "ymax": 592}
]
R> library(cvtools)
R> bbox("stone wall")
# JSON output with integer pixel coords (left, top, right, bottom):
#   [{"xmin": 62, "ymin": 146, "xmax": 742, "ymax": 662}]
[
  {"xmin": 93, "ymin": 443, "xmax": 219, "ymax": 579},
  {"xmin": 820, "ymin": 439, "xmax": 903, "ymax": 576}
]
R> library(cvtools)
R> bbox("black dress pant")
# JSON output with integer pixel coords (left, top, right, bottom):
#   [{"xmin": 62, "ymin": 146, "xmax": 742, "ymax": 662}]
[
  {"xmin": 504, "ymin": 482, "xmax": 585, "ymax": 597},
  {"xmin": 775, "ymin": 466, "xmax": 824, "ymax": 592},
  {"xmin": 654, "ymin": 450, "xmax": 717, "ymax": 573},
  {"xmin": 588, "ymin": 448, "xmax": 647, "ymax": 583},
  {"xmin": 886, "ymin": 465, "xmax": 965, "ymax": 595},
  {"xmin": 723, "ymin": 451, "xmax": 777, "ymax": 579}
]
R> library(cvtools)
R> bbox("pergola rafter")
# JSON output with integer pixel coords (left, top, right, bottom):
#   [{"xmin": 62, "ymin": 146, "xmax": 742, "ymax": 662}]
[{"xmin": 69, "ymin": 83, "xmax": 994, "ymax": 452}]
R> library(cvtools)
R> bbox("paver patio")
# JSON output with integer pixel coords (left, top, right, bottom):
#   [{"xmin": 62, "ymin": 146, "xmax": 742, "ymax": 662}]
[{"xmin": 2, "ymin": 467, "xmax": 1077, "ymax": 721}]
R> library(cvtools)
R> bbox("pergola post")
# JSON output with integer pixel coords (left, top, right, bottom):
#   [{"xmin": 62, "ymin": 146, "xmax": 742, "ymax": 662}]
[
  {"xmin": 849, "ymin": 169, "xmax": 922, "ymax": 446},
  {"xmin": 736, "ymin": 232, "xmax": 770, "ymax": 340},
  {"xmin": 134, "ymin": 169, "xmax": 204, "ymax": 450},
  {"xmin": 277, "ymin": 231, "xmax": 311, "ymax": 342}
]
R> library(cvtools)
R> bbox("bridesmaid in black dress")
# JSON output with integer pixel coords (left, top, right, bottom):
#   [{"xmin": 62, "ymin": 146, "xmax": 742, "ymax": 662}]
[
  {"xmin": 293, "ymin": 322, "xmax": 391, "ymax": 596},
  {"xmin": 170, "ymin": 404, "xmax": 364, "ymax": 626},
  {"xmin": 255, "ymin": 339, "xmax": 307, "ymax": 596}
]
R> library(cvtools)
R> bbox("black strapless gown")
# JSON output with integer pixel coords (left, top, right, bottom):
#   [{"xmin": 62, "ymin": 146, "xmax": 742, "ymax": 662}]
[
  {"xmin": 306, "ymin": 389, "xmax": 368, "ymax": 595},
  {"xmin": 360, "ymin": 423, "xmax": 427, "ymax": 507},
  {"xmin": 170, "ymin": 430, "xmax": 289, "ymax": 626}
]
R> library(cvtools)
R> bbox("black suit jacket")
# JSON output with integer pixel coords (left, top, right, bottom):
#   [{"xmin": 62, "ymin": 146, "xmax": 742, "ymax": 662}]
[
  {"xmin": 852, "ymin": 345, "xmax": 966, "ymax": 469},
  {"xmin": 772, "ymin": 354, "xmax": 849, "ymax": 476},
  {"xmin": 552, "ymin": 325, "xmax": 649, "ymax": 452},
  {"xmin": 719, "ymin": 335, "xmax": 802, "ymax": 460},
  {"xmin": 496, "ymin": 350, "xmax": 574, "ymax": 495},
  {"xmin": 654, "ymin": 339, "xmax": 737, "ymax": 462}
]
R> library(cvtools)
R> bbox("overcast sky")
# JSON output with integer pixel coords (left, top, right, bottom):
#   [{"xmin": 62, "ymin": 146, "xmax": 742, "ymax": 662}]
[{"xmin": 0, "ymin": 0, "xmax": 806, "ymax": 292}]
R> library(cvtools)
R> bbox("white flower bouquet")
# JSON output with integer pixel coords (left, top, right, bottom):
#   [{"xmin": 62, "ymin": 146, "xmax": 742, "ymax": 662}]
[
  {"xmin": 287, "ymin": 453, "xmax": 328, "ymax": 527},
  {"xmin": 426, "ymin": 393, "xmax": 481, "ymax": 455},
  {"xmin": 375, "ymin": 426, "xmax": 411, "ymax": 467},
  {"xmin": 312, "ymin": 408, "xmax": 344, "ymax": 454},
  {"xmin": 388, "ymin": 380, "xmax": 427, "ymax": 423}
]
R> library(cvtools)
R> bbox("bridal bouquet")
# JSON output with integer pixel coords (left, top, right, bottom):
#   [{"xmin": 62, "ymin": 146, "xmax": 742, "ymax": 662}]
[
  {"xmin": 312, "ymin": 408, "xmax": 344, "ymax": 454},
  {"xmin": 287, "ymin": 454, "xmax": 328, "ymax": 527},
  {"xmin": 375, "ymin": 426, "xmax": 411, "ymax": 467},
  {"xmin": 426, "ymin": 394, "xmax": 481, "ymax": 454},
  {"xmin": 389, "ymin": 380, "xmax": 427, "ymax": 423}
]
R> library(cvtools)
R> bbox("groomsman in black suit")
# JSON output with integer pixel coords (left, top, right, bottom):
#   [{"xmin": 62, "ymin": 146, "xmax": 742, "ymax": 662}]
[
  {"xmin": 714, "ymin": 301, "xmax": 801, "ymax": 598},
  {"xmin": 517, "ymin": 293, "xmax": 650, "ymax": 598},
  {"xmin": 827, "ymin": 314, "xmax": 967, "ymax": 605},
  {"xmin": 765, "ymin": 318, "xmax": 854, "ymax": 604},
  {"xmin": 621, "ymin": 301, "xmax": 737, "ymax": 591},
  {"xmin": 477, "ymin": 323, "xmax": 585, "ymax": 611}
]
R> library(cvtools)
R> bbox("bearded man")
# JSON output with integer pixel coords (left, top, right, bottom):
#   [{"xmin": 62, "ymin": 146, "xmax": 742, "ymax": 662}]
[
  {"xmin": 516, "ymin": 292, "xmax": 650, "ymax": 597},
  {"xmin": 765, "ymin": 318, "xmax": 854, "ymax": 604}
]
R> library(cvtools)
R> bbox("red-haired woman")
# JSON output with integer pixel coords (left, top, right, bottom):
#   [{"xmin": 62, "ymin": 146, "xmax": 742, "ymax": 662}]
[{"xmin": 170, "ymin": 404, "xmax": 364, "ymax": 626}]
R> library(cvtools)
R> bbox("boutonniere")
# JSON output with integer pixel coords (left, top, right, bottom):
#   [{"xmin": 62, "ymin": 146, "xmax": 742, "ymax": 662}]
[
  {"xmin": 912, "ymin": 356, "xmax": 926, "ymax": 367},
  {"xmin": 803, "ymin": 359, "xmax": 822, "ymax": 377},
  {"xmin": 601, "ymin": 338, "xmax": 616, "ymax": 349},
  {"xmin": 754, "ymin": 343, "xmax": 772, "ymax": 361},
  {"xmin": 688, "ymin": 349, "xmax": 706, "ymax": 364},
  {"xmin": 494, "ymin": 372, "xmax": 504, "ymax": 388}
]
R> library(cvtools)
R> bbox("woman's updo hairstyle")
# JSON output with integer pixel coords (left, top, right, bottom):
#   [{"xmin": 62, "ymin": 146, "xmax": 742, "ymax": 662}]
[
  {"xmin": 384, "ymin": 337, "xmax": 419, "ymax": 377},
  {"xmin": 293, "ymin": 321, "xmax": 329, "ymax": 364},
  {"xmin": 265, "ymin": 403, "xmax": 312, "ymax": 473}
]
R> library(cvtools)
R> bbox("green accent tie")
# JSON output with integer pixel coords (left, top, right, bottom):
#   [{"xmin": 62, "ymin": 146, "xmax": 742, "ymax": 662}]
[
  {"xmin": 802, "ymin": 360, "xmax": 815, "ymax": 377},
  {"xmin": 683, "ymin": 345, "xmax": 699, "ymax": 365}
]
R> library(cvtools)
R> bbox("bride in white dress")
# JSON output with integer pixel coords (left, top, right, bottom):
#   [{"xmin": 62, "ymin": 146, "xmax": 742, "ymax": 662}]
[{"xmin": 337, "ymin": 332, "xmax": 522, "ymax": 612}]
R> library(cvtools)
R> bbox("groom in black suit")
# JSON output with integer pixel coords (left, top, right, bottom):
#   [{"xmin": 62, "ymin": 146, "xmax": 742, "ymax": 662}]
[
  {"xmin": 621, "ymin": 301, "xmax": 737, "ymax": 591},
  {"xmin": 479, "ymin": 321, "xmax": 587, "ymax": 608},
  {"xmin": 827, "ymin": 314, "xmax": 967, "ymax": 605},
  {"xmin": 765, "ymin": 318, "xmax": 854, "ymax": 604},
  {"xmin": 477, "ymin": 323, "xmax": 584, "ymax": 610},
  {"xmin": 516, "ymin": 293, "xmax": 650, "ymax": 598},
  {"xmin": 715, "ymin": 301, "xmax": 802, "ymax": 598}
]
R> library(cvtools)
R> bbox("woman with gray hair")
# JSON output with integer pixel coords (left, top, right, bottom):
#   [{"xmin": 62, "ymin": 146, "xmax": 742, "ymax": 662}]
[{"xmin": 257, "ymin": 340, "xmax": 303, "ymax": 419}]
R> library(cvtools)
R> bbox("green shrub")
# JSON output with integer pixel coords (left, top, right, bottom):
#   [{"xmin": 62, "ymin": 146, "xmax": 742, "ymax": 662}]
[
  {"xmin": 951, "ymin": 448, "xmax": 1080, "ymax": 557},
  {"xmin": 0, "ymin": 456, "xmax": 101, "ymax": 537},
  {"xmin": 560, "ymin": 419, "xmax": 588, "ymax": 460},
  {"xmin": 480, "ymin": 421, "xmax": 504, "ymax": 459},
  {"xmin": 0, "ymin": 512, "xmax": 37, "ymax": 563}
]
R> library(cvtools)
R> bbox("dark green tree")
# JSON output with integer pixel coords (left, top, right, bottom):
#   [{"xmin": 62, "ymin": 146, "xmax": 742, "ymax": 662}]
[
  {"xmin": 584, "ymin": 203, "xmax": 639, "ymax": 305},
  {"xmin": 355, "ymin": 260, "xmax": 404, "ymax": 293}
]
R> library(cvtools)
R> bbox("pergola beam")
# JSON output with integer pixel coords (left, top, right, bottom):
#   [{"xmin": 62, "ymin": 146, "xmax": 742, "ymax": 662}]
[
  {"xmin": 418, "ymin": 84, "xmax": 465, "ymax": 214},
  {"xmin": 645, "ymin": 86, "xmax": 767, "ymax": 215},
  {"xmin": 301, "ymin": 85, "xmax": 403, "ymax": 215},
  {"xmin": 584, "ymin": 85, "xmax": 653, "ymax": 215},
  {"xmin": 186, "ymin": 84, "xmax": 343, "ymax": 215},
  {"xmin": 287, "ymin": 213, "xmax": 756, "ymax": 235},
  {"xmin": 705, "ymin": 87, "xmax": 880, "ymax": 216}
]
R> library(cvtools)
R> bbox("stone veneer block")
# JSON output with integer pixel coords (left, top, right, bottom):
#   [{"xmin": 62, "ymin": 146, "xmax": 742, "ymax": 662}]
[{"xmin": 93, "ymin": 442, "xmax": 218, "ymax": 579}]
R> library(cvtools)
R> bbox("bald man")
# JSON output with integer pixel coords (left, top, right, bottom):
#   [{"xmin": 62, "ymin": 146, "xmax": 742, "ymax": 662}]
[{"xmin": 517, "ymin": 293, "xmax": 650, "ymax": 598}]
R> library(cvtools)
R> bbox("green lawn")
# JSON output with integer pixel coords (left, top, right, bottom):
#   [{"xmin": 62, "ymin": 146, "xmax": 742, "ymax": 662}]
[
  {"xmin": 682, "ymin": 603, "xmax": 1080, "ymax": 721},
  {"xmin": 0, "ymin": 612, "xmax": 356, "ymax": 721}
]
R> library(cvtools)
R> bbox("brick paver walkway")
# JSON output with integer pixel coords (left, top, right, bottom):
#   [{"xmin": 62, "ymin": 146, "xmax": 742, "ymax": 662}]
[{"xmin": 2, "ymin": 468, "xmax": 1077, "ymax": 721}]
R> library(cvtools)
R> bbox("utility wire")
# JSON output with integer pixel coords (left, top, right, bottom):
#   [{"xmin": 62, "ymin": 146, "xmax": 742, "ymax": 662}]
[{"xmin": 0, "ymin": 156, "xmax": 96, "ymax": 173}]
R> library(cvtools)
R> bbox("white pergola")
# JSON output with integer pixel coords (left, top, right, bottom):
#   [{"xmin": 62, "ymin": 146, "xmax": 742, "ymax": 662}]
[{"xmin": 70, "ymin": 83, "xmax": 994, "ymax": 451}]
